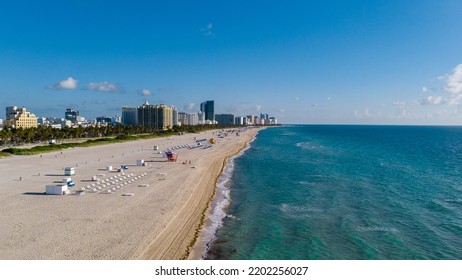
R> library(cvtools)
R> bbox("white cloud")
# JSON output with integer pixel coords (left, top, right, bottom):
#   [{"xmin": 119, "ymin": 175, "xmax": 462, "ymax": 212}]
[
  {"xmin": 436, "ymin": 74, "xmax": 447, "ymax": 81},
  {"xmin": 421, "ymin": 86, "xmax": 437, "ymax": 93},
  {"xmin": 140, "ymin": 89, "xmax": 151, "ymax": 96},
  {"xmin": 419, "ymin": 96, "xmax": 444, "ymax": 105},
  {"xmin": 444, "ymin": 64, "xmax": 462, "ymax": 94},
  {"xmin": 183, "ymin": 102, "xmax": 196, "ymax": 112},
  {"xmin": 364, "ymin": 108, "xmax": 370, "ymax": 117},
  {"xmin": 277, "ymin": 108, "xmax": 285, "ymax": 117},
  {"xmin": 417, "ymin": 64, "xmax": 462, "ymax": 106},
  {"xmin": 201, "ymin": 22, "xmax": 214, "ymax": 36},
  {"xmin": 418, "ymin": 94, "xmax": 462, "ymax": 106},
  {"xmin": 49, "ymin": 77, "xmax": 78, "ymax": 90},
  {"xmin": 86, "ymin": 82, "xmax": 118, "ymax": 92},
  {"xmin": 392, "ymin": 101, "xmax": 406, "ymax": 107},
  {"xmin": 225, "ymin": 103, "xmax": 263, "ymax": 114},
  {"xmin": 231, "ymin": 103, "xmax": 253, "ymax": 112},
  {"xmin": 354, "ymin": 108, "xmax": 370, "ymax": 118},
  {"xmin": 446, "ymin": 94, "xmax": 462, "ymax": 105},
  {"xmin": 392, "ymin": 101, "xmax": 407, "ymax": 117}
]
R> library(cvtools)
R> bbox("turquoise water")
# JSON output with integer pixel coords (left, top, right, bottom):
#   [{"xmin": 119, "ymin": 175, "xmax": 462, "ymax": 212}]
[{"xmin": 205, "ymin": 125, "xmax": 462, "ymax": 259}]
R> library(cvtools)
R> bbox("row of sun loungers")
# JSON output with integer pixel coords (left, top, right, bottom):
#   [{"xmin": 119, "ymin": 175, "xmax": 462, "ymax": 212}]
[{"xmin": 81, "ymin": 172, "xmax": 149, "ymax": 194}]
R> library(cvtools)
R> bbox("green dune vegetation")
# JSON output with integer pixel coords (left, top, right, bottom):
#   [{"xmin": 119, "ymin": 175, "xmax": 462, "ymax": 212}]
[{"xmin": 0, "ymin": 124, "xmax": 245, "ymax": 156}]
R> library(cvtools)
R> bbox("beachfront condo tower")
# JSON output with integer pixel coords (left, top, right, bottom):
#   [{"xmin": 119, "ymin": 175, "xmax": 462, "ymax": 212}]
[
  {"xmin": 200, "ymin": 100, "xmax": 215, "ymax": 122},
  {"xmin": 121, "ymin": 107, "xmax": 138, "ymax": 126},
  {"xmin": 137, "ymin": 101, "xmax": 175, "ymax": 130}
]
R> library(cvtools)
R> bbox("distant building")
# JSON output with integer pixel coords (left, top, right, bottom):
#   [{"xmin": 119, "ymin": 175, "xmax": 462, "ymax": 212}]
[
  {"xmin": 96, "ymin": 116, "xmax": 112, "ymax": 124},
  {"xmin": 58, "ymin": 118, "xmax": 73, "ymax": 127},
  {"xmin": 179, "ymin": 112, "xmax": 199, "ymax": 126},
  {"xmin": 76, "ymin": 116, "xmax": 86, "ymax": 124},
  {"xmin": 234, "ymin": 116, "xmax": 244, "ymax": 125},
  {"xmin": 48, "ymin": 123, "xmax": 63, "ymax": 129},
  {"xmin": 172, "ymin": 107, "xmax": 178, "ymax": 126},
  {"xmin": 200, "ymin": 100, "xmax": 215, "ymax": 122},
  {"xmin": 0, "ymin": 118, "xmax": 3, "ymax": 130},
  {"xmin": 260, "ymin": 113, "xmax": 269, "ymax": 120},
  {"xmin": 178, "ymin": 112, "xmax": 187, "ymax": 125},
  {"xmin": 198, "ymin": 111, "xmax": 205, "ymax": 124},
  {"xmin": 5, "ymin": 106, "xmax": 38, "ymax": 128},
  {"xmin": 137, "ymin": 101, "xmax": 175, "ymax": 130},
  {"xmin": 215, "ymin": 114, "xmax": 235, "ymax": 125},
  {"xmin": 39, "ymin": 117, "xmax": 72, "ymax": 128},
  {"xmin": 6, "ymin": 106, "xmax": 18, "ymax": 120},
  {"xmin": 63, "ymin": 109, "xmax": 87, "ymax": 126},
  {"xmin": 246, "ymin": 115, "xmax": 255, "ymax": 125},
  {"xmin": 112, "ymin": 116, "xmax": 121, "ymax": 124},
  {"xmin": 269, "ymin": 117, "xmax": 277, "ymax": 125},
  {"xmin": 186, "ymin": 113, "xmax": 199, "ymax": 125},
  {"xmin": 121, "ymin": 107, "xmax": 138, "ymax": 126},
  {"xmin": 65, "ymin": 108, "xmax": 79, "ymax": 124}
]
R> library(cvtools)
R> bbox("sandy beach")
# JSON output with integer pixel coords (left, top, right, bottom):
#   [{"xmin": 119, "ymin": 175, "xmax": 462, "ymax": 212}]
[{"xmin": 0, "ymin": 128, "xmax": 259, "ymax": 260}]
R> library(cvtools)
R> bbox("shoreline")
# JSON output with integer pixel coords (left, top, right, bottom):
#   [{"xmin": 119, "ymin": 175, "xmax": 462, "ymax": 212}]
[
  {"xmin": 0, "ymin": 127, "xmax": 261, "ymax": 260},
  {"xmin": 133, "ymin": 127, "xmax": 262, "ymax": 260},
  {"xmin": 187, "ymin": 128, "xmax": 261, "ymax": 260}
]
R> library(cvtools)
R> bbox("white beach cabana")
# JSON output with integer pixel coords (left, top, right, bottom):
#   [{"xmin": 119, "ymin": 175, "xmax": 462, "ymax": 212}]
[{"xmin": 45, "ymin": 184, "xmax": 68, "ymax": 195}]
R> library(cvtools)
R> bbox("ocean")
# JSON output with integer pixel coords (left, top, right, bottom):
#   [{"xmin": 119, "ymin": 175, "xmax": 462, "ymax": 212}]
[{"xmin": 203, "ymin": 125, "xmax": 462, "ymax": 260}]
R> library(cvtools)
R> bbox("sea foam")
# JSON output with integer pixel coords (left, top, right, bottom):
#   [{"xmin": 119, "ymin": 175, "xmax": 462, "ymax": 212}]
[
  {"xmin": 356, "ymin": 226, "xmax": 399, "ymax": 233},
  {"xmin": 279, "ymin": 203, "xmax": 323, "ymax": 219},
  {"xmin": 198, "ymin": 134, "xmax": 256, "ymax": 259}
]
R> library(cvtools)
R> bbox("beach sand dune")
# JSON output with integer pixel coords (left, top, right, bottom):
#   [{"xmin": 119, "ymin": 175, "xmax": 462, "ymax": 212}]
[{"xmin": 0, "ymin": 128, "xmax": 259, "ymax": 259}]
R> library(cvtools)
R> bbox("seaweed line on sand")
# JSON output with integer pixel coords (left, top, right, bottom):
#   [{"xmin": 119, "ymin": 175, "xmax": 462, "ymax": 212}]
[{"xmin": 182, "ymin": 130, "xmax": 259, "ymax": 259}]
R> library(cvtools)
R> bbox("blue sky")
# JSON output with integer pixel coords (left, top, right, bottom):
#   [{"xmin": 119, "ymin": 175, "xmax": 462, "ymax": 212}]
[{"xmin": 1, "ymin": 0, "xmax": 462, "ymax": 124}]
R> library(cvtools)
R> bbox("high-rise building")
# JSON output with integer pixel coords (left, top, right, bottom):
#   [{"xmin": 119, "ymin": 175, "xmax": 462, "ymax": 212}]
[
  {"xmin": 121, "ymin": 107, "xmax": 138, "ymax": 125},
  {"xmin": 186, "ymin": 113, "xmax": 199, "ymax": 125},
  {"xmin": 137, "ymin": 101, "xmax": 175, "ymax": 130},
  {"xmin": 200, "ymin": 100, "xmax": 215, "ymax": 122},
  {"xmin": 246, "ymin": 115, "xmax": 255, "ymax": 125},
  {"xmin": 179, "ymin": 112, "xmax": 199, "ymax": 126},
  {"xmin": 234, "ymin": 116, "xmax": 244, "ymax": 125},
  {"xmin": 5, "ymin": 106, "xmax": 38, "ymax": 128},
  {"xmin": 172, "ymin": 107, "xmax": 178, "ymax": 127},
  {"xmin": 65, "ymin": 108, "xmax": 79, "ymax": 124},
  {"xmin": 269, "ymin": 117, "xmax": 277, "ymax": 125},
  {"xmin": 198, "ymin": 111, "xmax": 205, "ymax": 124},
  {"xmin": 6, "ymin": 106, "xmax": 18, "ymax": 119},
  {"xmin": 215, "ymin": 114, "xmax": 235, "ymax": 125},
  {"xmin": 178, "ymin": 112, "xmax": 188, "ymax": 125}
]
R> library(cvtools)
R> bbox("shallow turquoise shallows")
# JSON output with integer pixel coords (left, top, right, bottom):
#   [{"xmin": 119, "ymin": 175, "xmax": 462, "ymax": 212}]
[{"xmin": 205, "ymin": 125, "xmax": 462, "ymax": 260}]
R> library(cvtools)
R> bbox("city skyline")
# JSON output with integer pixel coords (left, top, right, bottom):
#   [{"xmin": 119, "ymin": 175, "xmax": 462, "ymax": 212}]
[
  {"xmin": 2, "ymin": 99, "xmax": 276, "ymax": 129},
  {"xmin": 1, "ymin": 1, "xmax": 462, "ymax": 124}
]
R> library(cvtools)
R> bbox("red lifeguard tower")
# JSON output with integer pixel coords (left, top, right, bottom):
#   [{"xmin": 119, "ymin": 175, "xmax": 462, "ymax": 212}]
[{"xmin": 165, "ymin": 151, "xmax": 178, "ymax": 162}]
